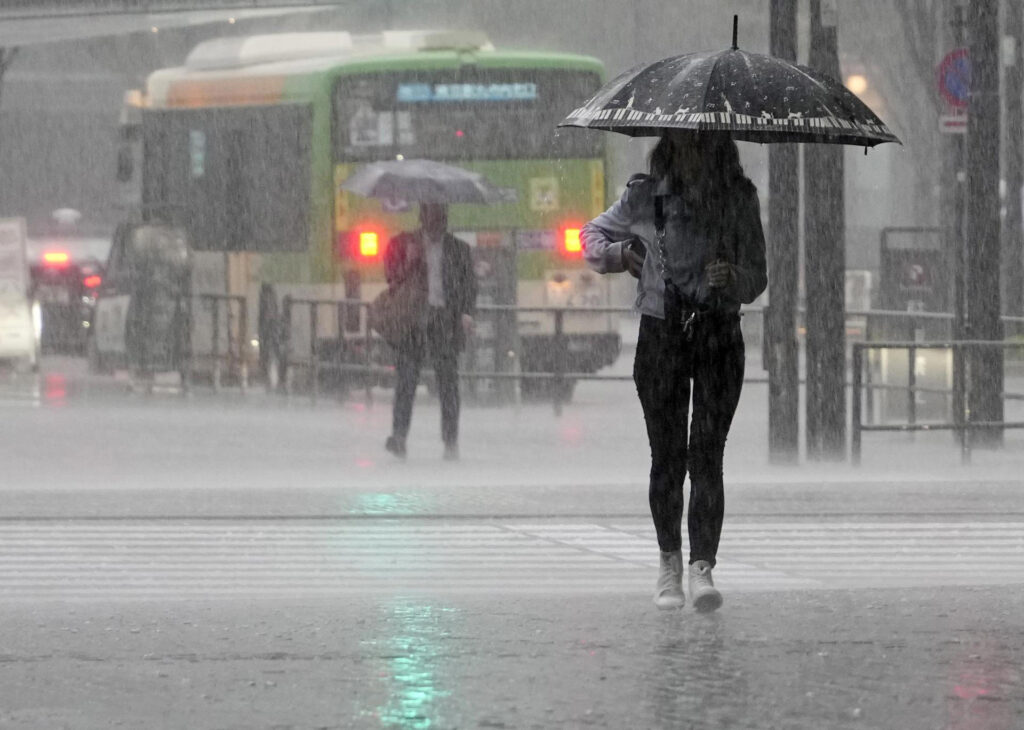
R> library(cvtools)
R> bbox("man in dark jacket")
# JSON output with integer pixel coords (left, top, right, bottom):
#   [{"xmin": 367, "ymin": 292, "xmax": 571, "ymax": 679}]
[{"xmin": 384, "ymin": 203, "xmax": 477, "ymax": 460}]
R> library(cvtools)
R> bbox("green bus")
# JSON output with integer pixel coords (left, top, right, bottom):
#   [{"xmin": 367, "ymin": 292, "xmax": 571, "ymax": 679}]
[{"xmin": 125, "ymin": 30, "xmax": 620, "ymax": 387}]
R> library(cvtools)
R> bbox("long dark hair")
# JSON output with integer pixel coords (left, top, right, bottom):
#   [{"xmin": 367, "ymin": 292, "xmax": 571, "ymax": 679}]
[
  {"xmin": 649, "ymin": 133, "xmax": 749, "ymax": 257},
  {"xmin": 648, "ymin": 132, "xmax": 747, "ymax": 199}
]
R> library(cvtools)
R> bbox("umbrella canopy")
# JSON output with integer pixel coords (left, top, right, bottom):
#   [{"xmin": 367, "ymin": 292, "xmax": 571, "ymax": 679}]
[
  {"xmin": 559, "ymin": 43, "xmax": 899, "ymax": 146},
  {"xmin": 340, "ymin": 159, "xmax": 516, "ymax": 205}
]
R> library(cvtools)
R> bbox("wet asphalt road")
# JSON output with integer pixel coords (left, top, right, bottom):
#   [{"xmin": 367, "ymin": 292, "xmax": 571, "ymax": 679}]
[
  {"xmin": 1, "ymin": 359, "xmax": 1023, "ymax": 728},
  {"xmin": 0, "ymin": 587, "xmax": 1021, "ymax": 730}
]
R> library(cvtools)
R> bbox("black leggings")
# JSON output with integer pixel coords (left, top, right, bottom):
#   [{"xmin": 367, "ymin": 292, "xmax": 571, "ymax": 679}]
[{"xmin": 633, "ymin": 313, "xmax": 745, "ymax": 566}]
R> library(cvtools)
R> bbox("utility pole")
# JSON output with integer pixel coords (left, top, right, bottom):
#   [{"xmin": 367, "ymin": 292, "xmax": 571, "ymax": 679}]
[
  {"xmin": 767, "ymin": 0, "xmax": 800, "ymax": 463},
  {"xmin": 944, "ymin": 1, "xmax": 969, "ymax": 446},
  {"xmin": 1004, "ymin": 0, "xmax": 1023, "ymax": 317},
  {"xmin": 804, "ymin": 0, "xmax": 846, "ymax": 460},
  {"xmin": 966, "ymin": 0, "xmax": 1004, "ymax": 446}
]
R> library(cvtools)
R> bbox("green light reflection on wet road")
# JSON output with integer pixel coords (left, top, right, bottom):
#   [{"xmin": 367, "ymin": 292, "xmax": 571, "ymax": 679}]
[{"xmin": 372, "ymin": 602, "xmax": 456, "ymax": 729}]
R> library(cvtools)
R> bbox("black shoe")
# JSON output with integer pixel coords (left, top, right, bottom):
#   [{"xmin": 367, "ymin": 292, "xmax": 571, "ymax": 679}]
[
  {"xmin": 385, "ymin": 435, "xmax": 406, "ymax": 458},
  {"xmin": 443, "ymin": 443, "xmax": 459, "ymax": 461}
]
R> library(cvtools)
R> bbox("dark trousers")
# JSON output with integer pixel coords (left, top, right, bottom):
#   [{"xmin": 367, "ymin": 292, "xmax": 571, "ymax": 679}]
[
  {"xmin": 392, "ymin": 310, "xmax": 460, "ymax": 446},
  {"xmin": 633, "ymin": 313, "xmax": 745, "ymax": 567}
]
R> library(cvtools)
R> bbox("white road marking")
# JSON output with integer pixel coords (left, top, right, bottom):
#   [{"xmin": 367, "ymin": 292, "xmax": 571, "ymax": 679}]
[{"xmin": 0, "ymin": 519, "xmax": 1020, "ymax": 600}]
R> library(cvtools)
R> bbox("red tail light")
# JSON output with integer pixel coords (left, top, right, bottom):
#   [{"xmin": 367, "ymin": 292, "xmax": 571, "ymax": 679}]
[
  {"xmin": 358, "ymin": 231, "xmax": 380, "ymax": 258},
  {"xmin": 83, "ymin": 275, "xmax": 102, "ymax": 288},
  {"xmin": 563, "ymin": 227, "xmax": 583, "ymax": 256},
  {"xmin": 43, "ymin": 251, "xmax": 70, "ymax": 266}
]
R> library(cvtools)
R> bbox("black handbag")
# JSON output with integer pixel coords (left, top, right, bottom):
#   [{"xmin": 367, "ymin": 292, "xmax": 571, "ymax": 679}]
[{"xmin": 368, "ymin": 280, "xmax": 424, "ymax": 347}]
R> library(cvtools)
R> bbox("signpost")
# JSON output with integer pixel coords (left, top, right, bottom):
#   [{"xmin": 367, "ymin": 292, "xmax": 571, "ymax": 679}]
[{"xmin": 938, "ymin": 47, "xmax": 969, "ymax": 134}]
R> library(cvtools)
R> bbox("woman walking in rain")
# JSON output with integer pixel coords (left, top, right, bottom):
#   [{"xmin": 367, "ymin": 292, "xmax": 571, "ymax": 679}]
[{"xmin": 582, "ymin": 131, "xmax": 766, "ymax": 611}]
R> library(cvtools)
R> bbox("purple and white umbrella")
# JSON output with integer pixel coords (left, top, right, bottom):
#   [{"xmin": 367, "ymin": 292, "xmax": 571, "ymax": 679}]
[{"xmin": 559, "ymin": 19, "xmax": 899, "ymax": 147}]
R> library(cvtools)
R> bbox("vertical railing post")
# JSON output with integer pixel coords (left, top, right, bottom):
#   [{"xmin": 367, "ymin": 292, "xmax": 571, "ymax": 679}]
[
  {"xmin": 907, "ymin": 342, "xmax": 917, "ymax": 427},
  {"xmin": 238, "ymin": 296, "xmax": 249, "ymax": 394},
  {"xmin": 181, "ymin": 293, "xmax": 193, "ymax": 396},
  {"xmin": 955, "ymin": 342, "xmax": 970, "ymax": 464},
  {"xmin": 553, "ymin": 308, "xmax": 566, "ymax": 417},
  {"xmin": 852, "ymin": 344, "xmax": 863, "ymax": 466},
  {"xmin": 210, "ymin": 296, "xmax": 221, "ymax": 393},
  {"xmin": 336, "ymin": 301, "xmax": 347, "ymax": 396},
  {"xmin": 310, "ymin": 302, "xmax": 320, "ymax": 405},
  {"xmin": 363, "ymin": 302, "xmax": 373, "ymax": 406},
  {"xmin": 282, "ymin": 295, "xmax": 293, "ymax": 397},
  {"xmin": 864, "ymin": 314, "xmax": 874, "ymax": 425}
]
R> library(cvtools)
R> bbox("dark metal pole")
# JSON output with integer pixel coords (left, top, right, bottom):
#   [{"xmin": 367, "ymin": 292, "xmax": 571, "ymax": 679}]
[
  {"xmin": 966, "ymin": 0, "xmax": 1004, "ymax": 446},
  {"xmin": 1005, "ymin": 0, "xmax": 1024, "ymax": 316},
  {"xmin": 804, "ymin": 0, "xmax": 847, "ymax": 460},
  {"xmin": 767, "ymin": 0, "xmax": 800, "ymax": 463},
  {"xmin": 948, "ymin": 2, "xmax": 969, "ymax": 451}
]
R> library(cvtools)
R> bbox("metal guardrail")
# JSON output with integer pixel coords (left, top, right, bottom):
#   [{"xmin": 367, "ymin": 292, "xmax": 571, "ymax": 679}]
[
  {"xmin": 276, "ymin": 298, "xmax": 771, "ymax": 414},
  {"xmin": 280, "ymin": 296, "xmax": 377, "ymax": 405},
  {"xmin": 275, "ymin": 298, "xmax": 1024, "ymax": 403},
  {"xmin": 851, "ymin": 340, "xmax": 1024, "ymax": 466},
  {"xmin": 182, "ymin": 293, "xmax": 249, "ymax": 394}
]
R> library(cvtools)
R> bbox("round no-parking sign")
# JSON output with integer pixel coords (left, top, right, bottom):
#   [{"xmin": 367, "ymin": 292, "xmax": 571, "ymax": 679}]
[{"xmin": 938, "ymin": 48, "xmax": 970, "ymax": 109}]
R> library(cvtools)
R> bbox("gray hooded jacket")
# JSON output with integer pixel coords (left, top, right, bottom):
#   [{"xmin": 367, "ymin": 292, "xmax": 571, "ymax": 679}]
[{"xmin": 581, "ymin": 174, "xmax": 767, "ymax": 319}]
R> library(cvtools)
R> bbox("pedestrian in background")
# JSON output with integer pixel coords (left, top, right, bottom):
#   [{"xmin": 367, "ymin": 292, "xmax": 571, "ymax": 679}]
[
  {"xmin": 582, "ymin": 131, "xmax": 767, "ymax": 611},
  {"xmin": 384, "ymin": 203, "xmax": 477, "ymax": 461}
]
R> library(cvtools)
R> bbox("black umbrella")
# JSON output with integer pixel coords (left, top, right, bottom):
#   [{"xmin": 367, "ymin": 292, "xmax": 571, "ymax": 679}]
[
  {"xmin": 340, "ymin": 158, "xmax": 516, "ymax": 205},
  {"xmin": 559, "ymin": 18, "xmax": 899, "ymax": 147}
]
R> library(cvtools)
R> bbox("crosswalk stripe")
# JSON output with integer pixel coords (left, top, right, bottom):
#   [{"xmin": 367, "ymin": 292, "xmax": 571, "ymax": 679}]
[{"xmin": 0, "ymin": 519, "xmax": 1021, "ymax": 600}]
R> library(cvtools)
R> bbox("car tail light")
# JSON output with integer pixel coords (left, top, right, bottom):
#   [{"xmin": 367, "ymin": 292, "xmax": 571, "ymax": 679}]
[
  {"xmin": 358, "ymin": 231, "xmax": 380, "ymax": 258},
  {"xmin": 562, "ymin": 227, "xmax": 583, "ymax": 256},
  {"xmin": 83, "ymin": 275, "xmax": 102, "ymax": 288},
  {"xmin": 43, "ymin": 251, "xmax": 70, "ymax": 266}
]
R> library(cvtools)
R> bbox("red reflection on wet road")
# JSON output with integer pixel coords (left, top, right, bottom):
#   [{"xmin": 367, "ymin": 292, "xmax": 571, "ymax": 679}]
[
  {"xmin": 946, "ymin": 641, "xmax": 1017, "ymax": 730},
  {"xmin": 43, "ymin": 374, "xmax": 67, "ymax": 405}
]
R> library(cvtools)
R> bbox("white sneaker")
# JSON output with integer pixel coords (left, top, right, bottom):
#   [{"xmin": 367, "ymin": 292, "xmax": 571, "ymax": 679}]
[
  {"xmin": 689, "ymin": 560, "xmax": 723, "ymax": 613},
  {"xmin": 653, "ymin": 550, "xmax": 686, "ymax": 609}
]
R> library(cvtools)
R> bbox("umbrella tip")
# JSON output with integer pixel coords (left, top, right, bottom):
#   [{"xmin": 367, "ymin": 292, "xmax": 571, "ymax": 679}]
[{"xmin": 732, "ymin": 14, "xmax": 738, "ymax": 50}]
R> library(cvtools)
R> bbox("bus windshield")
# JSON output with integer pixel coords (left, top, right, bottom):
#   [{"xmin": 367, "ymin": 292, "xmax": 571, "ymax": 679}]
[{"xmin": 333, "ymin": 68, "xmax": 603, "ymax": 161}]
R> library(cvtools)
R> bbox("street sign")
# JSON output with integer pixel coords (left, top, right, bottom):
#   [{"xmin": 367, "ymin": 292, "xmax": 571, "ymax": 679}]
[
  {"xmin": 938, "ymin": 47, "xmax": 971, "ymax": 109},
  {"xmin": 940, "ymin": 114, "xmax": 967, "ymax": 134}
]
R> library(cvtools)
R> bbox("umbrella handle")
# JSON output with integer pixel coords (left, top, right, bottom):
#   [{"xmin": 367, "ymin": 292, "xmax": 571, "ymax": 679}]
[{"xmin": 731, "ymin": 15, "xmax": 738, "ymax": 50}]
